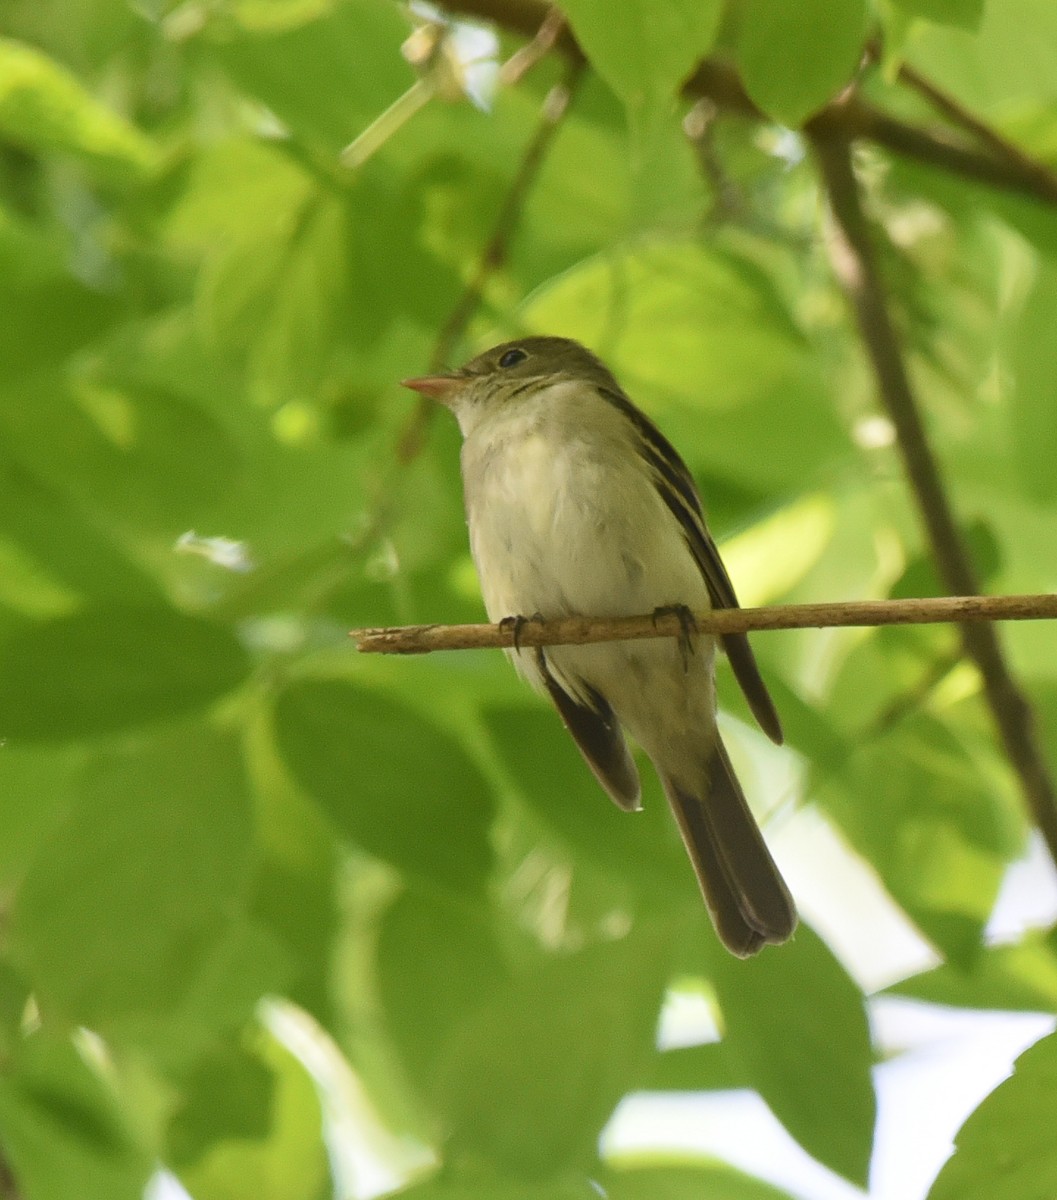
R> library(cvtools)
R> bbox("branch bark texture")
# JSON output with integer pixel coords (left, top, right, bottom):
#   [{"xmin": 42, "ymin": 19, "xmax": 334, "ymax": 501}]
[
  {"xmin": 811, "ymin": 128, "xmax": 1057, "ymax": 869},
  {"xmin": 353, "ymin": 593, "xmax": 1057, "ymax": 654}
]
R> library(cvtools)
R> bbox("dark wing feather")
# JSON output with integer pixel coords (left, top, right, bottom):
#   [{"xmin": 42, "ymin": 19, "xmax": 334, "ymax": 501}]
[
  {"xmin": 598, "ymin": 386, "xmax": 783, "ymax": 745},
  {"xmin": 535, "ymin": 649, "xmax": 641, "ymax": 811}
]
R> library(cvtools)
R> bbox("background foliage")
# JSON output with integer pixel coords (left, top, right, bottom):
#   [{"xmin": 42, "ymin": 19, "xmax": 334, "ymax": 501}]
[{"xmin": 1, "ymin": 1, "xmax": 1056, "ymax": 1197}]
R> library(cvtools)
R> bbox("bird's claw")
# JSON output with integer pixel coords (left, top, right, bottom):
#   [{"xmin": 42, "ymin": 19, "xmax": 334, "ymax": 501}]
[
  {"xmin": 500, "ymin": 612, "xmax": 545, "ymax": 654},
  {"xmin": 653, "ymin": 604, "xmax": 697, "ymax": 672}
]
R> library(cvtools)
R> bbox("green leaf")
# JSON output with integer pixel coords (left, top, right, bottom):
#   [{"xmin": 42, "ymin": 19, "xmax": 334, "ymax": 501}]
[
  {"xmin": 482, "ymin": 704, "xmax": 688, "ymax": 897},
  {"xmin": 816, "ymin": 716, "xmax": 1017, "ymax": 963},
  {"xmin": 167, "ymin": 1042, "xmax": 274, "ymax": 1168},
  {"xmin": 433, "ymin": 932, "xmax": 671, "ymax": 1177},
  {"xmin": 208, "ymin": 0, "xmax": 413, "ymax": 153},
  {"xmin": 0, "ymin": 38, "xmax": 156, "ymax": 174},
  {"xmin": 0, "ymin": 1031, "xmax": 152, "ymax": 1200},
  {"xmin": 274, "ymin": 679, "xmax": 497, "ymax": 892},
  {"xmin": 885, "ymin": 934, "xmax": 1057, "ymax": 1013},
  {"xmin": 0, "ymin": 453, "xmax": 164, "ymax": 610},
  {"xmin": 735, "ymin": 0, "xmax": 870, "ymax": 127},
  {"xmin": 376, "ymin": 887, "xmax": 509, "ymax": 1094},
  {"xmin": 0, "ymin": 606, "xmax": 251, "ymax": 742},
  {"xmin": 389, "ymin": 1181, "xmax": 598, "ymax": 1200},
  {"xmin": 175, "ymin": 1027, "xmax": 328, "ymax": 1200},
  {"xmin": 557, "ymin": 0, "xmax": 723, "ymax": 109},
  {"xmin": 1005, "ymin": 260, "xmax": 1057, "ymax": 505},
  {"xmin": 888, "ymin": 0, "xmax": 984, "ymax": 30},
  {"xmin": 708, "ymin": 925, "xmax": 876, "ymax": 1186},
  {"xmin": 603, "ymin": 1162, "xmax": 799, "ymax": 1200},
  {"xmin": 903, "ymin": 0, "xmax": 1057, "ymax": 112},
  {"xmin": 0, "ymin": 278, "xmax": 121, "ymax": 382},
  {"xmin": 927, "ymin": 1030, "xmax": 1057, "ymax": 1200},
  {"xmin": 10, "ymin": 729, "xmax": 255, "ymax": 1036}
]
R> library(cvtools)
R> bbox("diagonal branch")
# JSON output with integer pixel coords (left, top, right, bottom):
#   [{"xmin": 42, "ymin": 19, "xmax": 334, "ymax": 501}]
[
  {"xmin": 438, "ymin": 0, "xmax": 1057, "ymax": 207},
  {"xmin": 810, "ymin": 125, "xmax": 1057, "ymax": 871},
  {"xmin": 352, "ymin": 592, "xmax": 1057, "ymax": 653}
]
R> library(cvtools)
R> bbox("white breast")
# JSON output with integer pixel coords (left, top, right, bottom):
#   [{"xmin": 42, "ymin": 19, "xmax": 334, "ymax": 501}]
[{"xmin": 460, "ymin": 380, "xmax": 708, "ymax": 621}]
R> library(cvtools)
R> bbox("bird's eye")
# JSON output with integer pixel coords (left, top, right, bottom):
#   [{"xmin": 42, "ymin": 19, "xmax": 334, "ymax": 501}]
[{"xmin": 498, "ymin": 347, "xmax": 527, "ymax": 368}]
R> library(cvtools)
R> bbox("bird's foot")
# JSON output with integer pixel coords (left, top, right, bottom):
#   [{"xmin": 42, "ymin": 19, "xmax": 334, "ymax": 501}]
[
  {"xmin": 499, "ymin": 612, "xmax": 546, "ymax": 654},
  {"xmin": 652, "ymin": 604, "xmax": 697, "ymax": 672}
]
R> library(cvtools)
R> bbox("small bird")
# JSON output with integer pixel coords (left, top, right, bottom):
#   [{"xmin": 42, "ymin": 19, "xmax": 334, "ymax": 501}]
[{"xmin": 403, "ymin": 336, "xmax": 796, "ymax": 955}]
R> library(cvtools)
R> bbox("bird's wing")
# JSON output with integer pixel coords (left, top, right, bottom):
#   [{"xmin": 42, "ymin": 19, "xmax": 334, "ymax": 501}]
[
  {"xmin": 534, "ymin": 648, "xmax": 642, "ymax": 811},
  {"xmin": 598, "ymin": 385, "xmax": 784, "ymax": 745}
]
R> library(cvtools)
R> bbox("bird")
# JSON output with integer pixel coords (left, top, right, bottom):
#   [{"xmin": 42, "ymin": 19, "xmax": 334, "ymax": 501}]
[{"xmin": 402, "ymin": 335, "xmax": 796, "ymax": 955}]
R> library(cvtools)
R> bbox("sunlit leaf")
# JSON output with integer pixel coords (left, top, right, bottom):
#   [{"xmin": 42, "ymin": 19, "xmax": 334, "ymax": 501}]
[
  {"xmin": 735, "ymin": 0, "xmax": 870, "ymax": 127},
  {"xmin": 0, "ymin": 37, "xmax": 156, "ymax": 173},
  {"xmin": 927, "ymin": 1030, "xmax": 1057, "ymax": 1200},
  {"xmin": 708, "ymin": 925, "xmax": 876, "ymax": 1187}
]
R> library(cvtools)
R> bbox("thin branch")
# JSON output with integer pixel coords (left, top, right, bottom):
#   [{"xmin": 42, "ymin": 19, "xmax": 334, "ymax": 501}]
[
  {"xmin": 896, "ymin": 60, "xmax": 1057, "ymax": 204},
  {"xmin": 396, "ymin": 60, "xmax": 583, "ymax": 461},
  {"xmin": 440, "ymin": 0, "xmax": 1057, "ymax": 208},
  {"xmin": 810, "ymin": 127, "xmax": 1057, "ymax": 871},
  {"xmin": 352, "ymin": 592, "xmax": 1057, "ymax": 654}
]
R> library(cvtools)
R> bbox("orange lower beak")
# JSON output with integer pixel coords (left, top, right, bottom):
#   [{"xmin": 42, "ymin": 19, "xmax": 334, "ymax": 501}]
[{"xmin": 401, "ymin": 373, "xmax": 463, "ymax": 401}]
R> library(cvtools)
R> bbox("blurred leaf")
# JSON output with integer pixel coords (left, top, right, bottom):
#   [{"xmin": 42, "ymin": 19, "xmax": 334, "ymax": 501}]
[
  {"xmin": 274, "ymin": 678, "xmax": 496, "ymax": 892},
  {"xmin": 482, "ymin": 704, "xmax": 688, "ymax": 898},
  {"xmin": 0, "ymin": 277, "xmax": 120, "ymax": 381},
  {"xmin": 167, "ymin": 1041, "xmax": 274, "ymax": 1168},
  {"xmin": 903, "ymin": 0, "xmax": 1057, "ymax": 112},
  {"xmin": 433, "ymin": 931, "xmax": 671, "ymax": 1178},
  {"xmin": 888, "ymin": 0, "xmax": 984, "ymax": 29},
  {"xmin": 735, "ymin": 0, "xmax": 870, "ymax": 127},
  {"xmin": 708, "ymin": 925, "xmax": 875, "ymax": 1186},
  {"xmin": 557, "ymin": 0, "xmax": 723, "ymax": 109},
  {"xmin": 208, "ymin": 0, "xmax": 413, "ymax": 153},
  {"xmin": 885, "ymin": 933, "xmax": 1057, "ymax": 1012},
  {"xmin": 603, "ymin": 1162, "xmax": 799, "ymax": 1200},
  {"xmin": 888, "ymin": 518, "xmax": 1002, "ymax": 598},
  {"xmin": 376, "ymin": 887, "xmax": 509, "ymax": 1094},
  {"xmin": 641, "ymin": 1042, "xmax": 746, "ymax": 1092},
  {"xmin": 175, "ymin": 1026, "xmax": 328, "ymax": 1200},
  {"xmin": 817, "ymin": 716, "xmax": 1018, "ymax": 963},
  {"xmin": 0, "ymin": 606, "xmax": 251, "ymax": 742},
  {"xmin": 389, "ymin": 1180, "xmax": 598, "ymax": 1200},
  {"xmin": 0, "ymin": 1031, "xmax": 152, "ymax": 1200},
  {"xmin": 10, "ymin": 729, "xmax": 255, "ymax": 1035},
  {"xmin": 0, "ymin": 37, "xmax": 156, "ymax": 174},
  {"xmin": 927, "ymin": 1030, "xmax": 1057, "ymax": 1200},
  {"xmin": 0, "ymin": 453, "xmax": 164, "ymax": 609},
  {"xmin": 1004, "ymin": 259, "xmax": 1057, "ymax": 505}
]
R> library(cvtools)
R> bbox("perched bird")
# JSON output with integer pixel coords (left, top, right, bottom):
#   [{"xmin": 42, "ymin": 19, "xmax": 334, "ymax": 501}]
[{"xmin": 403, "ymin": 336, "xmax": 796, "ymax": 955}]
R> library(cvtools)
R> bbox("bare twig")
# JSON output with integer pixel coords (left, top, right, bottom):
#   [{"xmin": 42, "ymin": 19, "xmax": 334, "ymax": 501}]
[
  {"xmin": 500, "ymin": 6, "xmax": 568, "ymax": 85},
  {"xmin": 352, "ymin": 592, "xmax": 1057, "ymax": 654},
  {"xmin": 896, "ymin": 61, "xmax": 1057, "ymax": 204},
  {"xmin": 397, "ymin": 60, "xmax": 583, "ymax": 461},
  {"xmin": 811, "ymin": 127, "xmax": 1057, "ymax": 870}
]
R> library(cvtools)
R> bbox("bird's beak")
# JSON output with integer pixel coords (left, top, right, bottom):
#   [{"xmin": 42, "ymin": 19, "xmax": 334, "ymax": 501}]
[{"xmin": 400, "ymin": 372, "xmax": 464, "ymax": 403}]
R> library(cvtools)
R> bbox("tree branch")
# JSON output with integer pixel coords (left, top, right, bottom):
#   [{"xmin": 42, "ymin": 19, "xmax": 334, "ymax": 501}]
[
  {"xmin": 438, "ymin": 0, "xmax": 1057, "ymax": 207},
  {"xmin": 352, "ymin": 592, "xmax": 1057, "ymax": 654},
  {"xmin": 810, "ymin": 127, "xmax": 1057, "ymax": 871}
]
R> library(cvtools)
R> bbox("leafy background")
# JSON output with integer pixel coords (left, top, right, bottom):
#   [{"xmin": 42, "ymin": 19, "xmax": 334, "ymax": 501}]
[{"xmin": 1, "ymin": 1, "xmax": 1057, "ymax": 1198}]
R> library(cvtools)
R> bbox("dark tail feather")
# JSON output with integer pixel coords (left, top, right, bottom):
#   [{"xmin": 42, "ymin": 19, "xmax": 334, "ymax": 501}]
[{"xmin": 663, "ymin": 738, "xmax": 796, "ymax": 957}]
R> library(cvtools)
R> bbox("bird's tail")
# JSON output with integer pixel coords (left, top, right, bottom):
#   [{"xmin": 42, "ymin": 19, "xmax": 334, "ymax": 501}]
[{"xmin": 663, "ymin": 738, "xmax": 796, "ymax": 957}]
